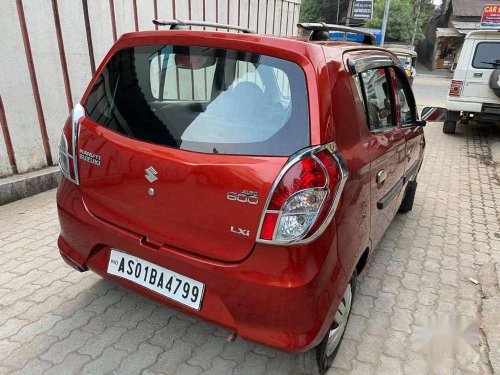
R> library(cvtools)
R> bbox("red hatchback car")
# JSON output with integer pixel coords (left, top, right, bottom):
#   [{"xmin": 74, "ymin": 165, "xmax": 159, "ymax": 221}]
[{"xmin": 56, "ymin": 20, "xmax": 443, "ymax": 374}]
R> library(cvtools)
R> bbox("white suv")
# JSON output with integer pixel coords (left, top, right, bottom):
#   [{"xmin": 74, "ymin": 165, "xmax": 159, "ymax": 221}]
[{"xmin": 445, "ymin": 30, "xmax": 500, "ymax": 133}]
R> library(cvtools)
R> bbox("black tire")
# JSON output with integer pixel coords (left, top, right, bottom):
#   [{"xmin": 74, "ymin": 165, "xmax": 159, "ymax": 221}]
[
  {"xmin": 296, "ymin": 271, "xmax": 357, "ymax": 375},
  {"xmin": 489, "ymin": 69, "xmax": 500, "ymax": 98},
  {"xmin": 399, "ymin": 181, "xmax": 417, "ymax": 213},
  {"xmin": 443, "ymin": 120, "xmax": 457, "ymax": 134}
]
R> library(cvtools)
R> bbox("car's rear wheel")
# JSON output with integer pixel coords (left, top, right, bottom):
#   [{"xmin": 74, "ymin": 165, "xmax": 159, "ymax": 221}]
[
  {"xmin": 443, "ymin": 120, "xmax": 457, "ymax": 134},
  {"xmin": 296, "ymin": 271, "xmax": 357, "ymax": 375}
]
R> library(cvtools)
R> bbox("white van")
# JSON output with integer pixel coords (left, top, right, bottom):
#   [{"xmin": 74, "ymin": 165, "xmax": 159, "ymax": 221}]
[{"xmin": 444, "ymin": 30, "xmax": 500, "ymax": 133}]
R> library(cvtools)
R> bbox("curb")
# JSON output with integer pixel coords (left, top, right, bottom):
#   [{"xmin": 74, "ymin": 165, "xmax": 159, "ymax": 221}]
[
  {"xmin": 492, "ymin": 142, "xmax": 500, "ymax": 166},
  {"xmin": 415, "ymin": 74, "xmax": 452, "ymax": 79},
  {"xmin": 0, "ymin": 166, "xmax": 60, "ymax": 205}
]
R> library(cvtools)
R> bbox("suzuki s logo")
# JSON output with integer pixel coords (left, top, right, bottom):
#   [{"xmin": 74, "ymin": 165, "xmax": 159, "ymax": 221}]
[{"xmin": 145, "ymin": 166, "xmax": 158, "ymax": 183}]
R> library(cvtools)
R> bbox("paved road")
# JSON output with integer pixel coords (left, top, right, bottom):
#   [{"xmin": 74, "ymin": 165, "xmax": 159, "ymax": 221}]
[
  {"xmin": 1, "ymin": 80, "xmax": 500, "ymax": 374},
  {"xmin": 412, "ymin": 75, "xmax": 450, "ymax": 108}
]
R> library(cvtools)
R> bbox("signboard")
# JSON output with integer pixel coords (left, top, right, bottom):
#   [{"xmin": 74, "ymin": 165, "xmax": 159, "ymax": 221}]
[
  {"xmin": 481, "ymin": 4, "xmax": 500, "ymax": 29},
  {"xmin": 352, "ymin": 0, "xmax": 374, "ymax": 20}
]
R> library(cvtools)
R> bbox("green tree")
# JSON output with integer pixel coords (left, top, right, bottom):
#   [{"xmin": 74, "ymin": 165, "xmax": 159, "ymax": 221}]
[
  {"xmin": 299, "ymin": 0, "xmax": 350, "ymax": 23},
  {"xmin": 412, "ymin": 0, "xmax": 438, "ymax": 28},
  {"xmin": 365, "ymin": 0, "xmax": 430, "ymax": 43},
  {"xmin": 300, "ymin": 0, "xmax": 321, "ymax": 22}
]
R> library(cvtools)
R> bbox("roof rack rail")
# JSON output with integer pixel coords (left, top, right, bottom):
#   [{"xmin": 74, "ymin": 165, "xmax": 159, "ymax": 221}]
[
  {"xmin": 297, "ymin": 22, "xmax": 376, "ymax": 45},
  {"xmin": 152, "ymin": 19, "xmax": 255, "ymax": 34}
]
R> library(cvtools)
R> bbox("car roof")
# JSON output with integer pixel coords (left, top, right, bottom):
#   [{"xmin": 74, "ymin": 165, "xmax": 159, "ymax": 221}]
[
  {"xmin": 134, "ymin": 20, "xmax": 389, "ymax": 58},
  {"xmin": 117, "ymin": 29, "xmax": 390, "ymax": 61},
  {"xmin": 465, "ymin": 29, "xmax": 500, "ymax": 40},
  {"xmin": 115, "ymin": 30, "xmax": 326, "ymax": 58},
  {"xmin": 388, "ymin": 48, "xmax": 417, "ymax": 57}
]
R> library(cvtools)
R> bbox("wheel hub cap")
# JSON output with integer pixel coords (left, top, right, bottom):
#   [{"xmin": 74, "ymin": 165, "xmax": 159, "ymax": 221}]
[{"xmin": 326, "ymin": 283, "xmax": 352, "ymax": 356}]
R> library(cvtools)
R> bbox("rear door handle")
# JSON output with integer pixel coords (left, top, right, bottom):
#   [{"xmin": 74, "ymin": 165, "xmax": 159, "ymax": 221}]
[{"xmin": 376, "ymin": 170, "xmax": 387, "ymax": 184}]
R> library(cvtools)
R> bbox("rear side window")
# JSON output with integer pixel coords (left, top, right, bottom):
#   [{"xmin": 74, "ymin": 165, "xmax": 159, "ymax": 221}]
[
  {"xmin": 392, "ymin": 68, "xmax": 416, "ymax": 126},
  {"xmin": 359, "ymin": 68, "xmax": 394, "ymax": 131},
  {"xmin": 84, "ymin": 46, "xmax": 310, "ymax": 156},
  {"xmin": 472, "ymin": 42, "xmax": 500, "ymax": 69}
]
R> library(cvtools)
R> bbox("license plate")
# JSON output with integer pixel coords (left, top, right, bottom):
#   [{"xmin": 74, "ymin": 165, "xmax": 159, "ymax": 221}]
[{"xmin": 107, "ymin": 249, "xmax": 205, "ymax": 310}]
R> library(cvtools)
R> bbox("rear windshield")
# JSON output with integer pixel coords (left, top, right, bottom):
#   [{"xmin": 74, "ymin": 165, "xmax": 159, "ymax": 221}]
[
  {"xmin": 397, "ymin": 55, "xmax": 411, "ymax": 67},
  {"xmin": 84, "ymin": 45, "xmax": 310, "ymax": 156},
  {"xmin": 472, "ymin": 42, "xmax": 500, "ymax": 69}
]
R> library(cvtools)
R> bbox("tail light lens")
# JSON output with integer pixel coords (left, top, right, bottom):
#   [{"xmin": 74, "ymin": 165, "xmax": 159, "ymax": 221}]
[
  {"xmin": 448, "ymin": 80, "xmax": 464, "ymax": 97},
  {"xmin": 257, "ymin": 143, "xmax": 347, "ymax": 245},
  {"xmin": 58, "ymin": 103, "xmax": 84, "ymax": 184}
]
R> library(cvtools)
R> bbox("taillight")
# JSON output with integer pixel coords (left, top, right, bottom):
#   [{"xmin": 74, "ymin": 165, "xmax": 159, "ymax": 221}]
[
  {"xmin": 257, "ymin": 143, "xmax": 348, "ymax": 245},
  {"xmin": 58, "ymin": 103, "xmax": 84, "ymax": 184},
  {"xmin": 448, "ymin": 80, "xmax": 464, "ymax": 97}
]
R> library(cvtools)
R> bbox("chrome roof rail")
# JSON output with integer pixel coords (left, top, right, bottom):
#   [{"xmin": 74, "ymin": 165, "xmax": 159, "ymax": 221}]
[{"xmin": 153, "ymin": 19, "xmax": 255, "ymax": 34}]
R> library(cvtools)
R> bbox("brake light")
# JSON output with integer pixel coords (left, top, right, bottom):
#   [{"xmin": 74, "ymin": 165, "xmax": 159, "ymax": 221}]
[
  {"xmin": 257, "ymin": 143, "xmax": 347, "ymax": 244},
  {"xmin": 449, "ymin": 80, "xmax": 464, "ymax": 97},
  {"xmin": 58, "ymin": 103, "xmax": 84, "ymax": 184}
]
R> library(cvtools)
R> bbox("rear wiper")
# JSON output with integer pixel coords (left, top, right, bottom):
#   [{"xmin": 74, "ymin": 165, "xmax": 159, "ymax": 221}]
[{"xmin": 481, "ymin": 60, "xmax": 500, "ymax": 67}]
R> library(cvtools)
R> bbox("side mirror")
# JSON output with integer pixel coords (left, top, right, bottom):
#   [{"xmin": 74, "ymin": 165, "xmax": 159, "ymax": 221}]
[{"xmin": 421, "ymin": 107, "xmax": 448, "ymax": 122}]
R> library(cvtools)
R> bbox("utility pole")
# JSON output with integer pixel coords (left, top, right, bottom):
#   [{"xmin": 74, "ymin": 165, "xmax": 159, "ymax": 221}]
[
  {"xmin": 346, "ymin": 0, "xmax": 353, "ymax": 26},
  {"xmin": 411, "ymin": 0, "xmax": 423, "ymax": 47},
  {"xmin": 337, "ymin": 0, "xmax": 341, "ymax": 24},
  {"xmin": 380, "ymin": 0, "xmax": 391, "ymax": 47}
]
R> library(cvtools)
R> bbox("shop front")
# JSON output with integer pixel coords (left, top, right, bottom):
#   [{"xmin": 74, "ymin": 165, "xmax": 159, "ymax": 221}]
[{"xmin": 434, "ymin": 28, "xmax": 464, "ymax": 70}]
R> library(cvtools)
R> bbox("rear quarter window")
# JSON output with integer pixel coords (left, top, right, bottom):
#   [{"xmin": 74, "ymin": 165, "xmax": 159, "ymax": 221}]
[
  {"xmin": 83, "ymin": 45, "xmax": 310, "ymax": 156},
  {"xmin": 472, "ymin": 42, "xmax": 500, "ymax": 69}
]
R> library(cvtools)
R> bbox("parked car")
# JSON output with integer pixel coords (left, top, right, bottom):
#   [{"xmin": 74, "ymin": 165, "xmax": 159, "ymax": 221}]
[
  {"xmin": 445, "ymin": 29, "xmax": 500, "ymax": 133},
  {"xmin": 387, "ymin": 46, "xmax": 418, "ymax": 86},
  {"xmin": 56, "ymin": 20, "xmax": 443, "ymax": 374}
]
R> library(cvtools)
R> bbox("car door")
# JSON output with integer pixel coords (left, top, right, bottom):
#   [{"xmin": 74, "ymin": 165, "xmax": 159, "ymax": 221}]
[
  {"xmin": 356, "ymin": 66, "xmax": 406, "ymax": 248},
  {"xmin": 390, "ymin": 67, "xmax": 424, "ymax": 193}
]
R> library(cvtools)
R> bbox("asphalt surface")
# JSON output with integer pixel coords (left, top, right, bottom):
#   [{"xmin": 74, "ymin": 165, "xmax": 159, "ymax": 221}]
[{"xmin": 412, "ymin": 75, "xmax": 450, "ymax": 108}]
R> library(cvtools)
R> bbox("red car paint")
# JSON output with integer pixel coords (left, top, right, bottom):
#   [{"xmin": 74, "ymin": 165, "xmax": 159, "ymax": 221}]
[{"xmin": 56, "ymin": 29, "xmax": 424, "ymax": 353}]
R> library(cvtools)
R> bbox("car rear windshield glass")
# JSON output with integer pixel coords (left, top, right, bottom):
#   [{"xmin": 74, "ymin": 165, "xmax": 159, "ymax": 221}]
[
  {"xmin": 84, "ymin": 45, "xmax": 310, "ymax": 156},
  {"xmin": 472, "ymin": 42, "xmax": 500, "ymax": 69}
]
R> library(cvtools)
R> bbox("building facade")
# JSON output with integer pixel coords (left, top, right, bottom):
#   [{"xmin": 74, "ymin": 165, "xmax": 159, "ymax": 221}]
[{"xmin": 418, "ymin": 0, "xmax": 500, "ymax": 71}]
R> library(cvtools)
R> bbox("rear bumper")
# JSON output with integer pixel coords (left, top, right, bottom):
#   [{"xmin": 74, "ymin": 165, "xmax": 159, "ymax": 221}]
[
  {"xmin": 446, "ymin": 98, "xmax": 482, "ymax": 113},
  {"xmin": 56, "ymin": 179, "xmax": 347, "ymax": 352},
  {"xmin": 480, "ymin": 104, "xmax": 500, "ymax": 121},
  {"xmin": 447, "ymin": 99, "xmax": 500, "ymax": 121}
]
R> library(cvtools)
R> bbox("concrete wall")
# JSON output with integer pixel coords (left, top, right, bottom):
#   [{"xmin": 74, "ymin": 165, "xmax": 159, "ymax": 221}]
[{"xmin": 0, "ymin": 0, "xmax": 301, "ymax": 177}]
